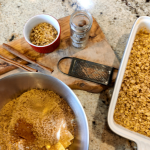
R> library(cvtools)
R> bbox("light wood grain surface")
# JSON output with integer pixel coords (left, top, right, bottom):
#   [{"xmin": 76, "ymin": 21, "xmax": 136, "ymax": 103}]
[{"xmin": 0, "ymin": 16, "xmax": 120, "ymax": 93}]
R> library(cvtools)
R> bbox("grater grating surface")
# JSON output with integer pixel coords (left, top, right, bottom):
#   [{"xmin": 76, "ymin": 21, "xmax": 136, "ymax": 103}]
[{"xmin": 58, "ymin": 57, "xmax": 114, "ymax": 85}]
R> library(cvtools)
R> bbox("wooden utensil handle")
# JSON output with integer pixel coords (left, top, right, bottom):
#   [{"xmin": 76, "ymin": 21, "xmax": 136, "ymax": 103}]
[{"xmin": 3, "ymin": 43, "xmax": 53, "ymax": 73}]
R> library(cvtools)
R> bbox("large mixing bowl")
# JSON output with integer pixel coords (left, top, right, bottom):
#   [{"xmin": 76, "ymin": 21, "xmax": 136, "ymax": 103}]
[{"xmin": 0, "ymin": 72, "xmax": 89, "ymax": 150}]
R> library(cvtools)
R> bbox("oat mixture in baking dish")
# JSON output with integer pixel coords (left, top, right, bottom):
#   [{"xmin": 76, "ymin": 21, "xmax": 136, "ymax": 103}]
[
  {"xmin": 0, "ymin": 89, "xmax": 75, "ymax": 150},
  {"xmin": 114, "ymin": 29, "xmax": 150, "ymax": 137},
  {"xmin": 30, "ymin": 22, "xmax": 58, "ymax": 46}
]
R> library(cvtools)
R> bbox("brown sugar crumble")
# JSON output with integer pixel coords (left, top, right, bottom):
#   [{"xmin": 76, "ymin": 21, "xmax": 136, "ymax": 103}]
[
  {"xmin": 14, "ymin": 118, "xmax": 36, "ymax": 143},
  {"xmin": 0, "ymin": 89, "xmax": 75, "ymax": 150},
  {"xmin": 114, "ymin": 29, "xmax": 150, "ymax": 137}
]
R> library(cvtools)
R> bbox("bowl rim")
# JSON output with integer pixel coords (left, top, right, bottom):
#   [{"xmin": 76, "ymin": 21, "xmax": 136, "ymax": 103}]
[{"xmin": 23, "ymin": 14, "xmax": 61, "ymax": 48}]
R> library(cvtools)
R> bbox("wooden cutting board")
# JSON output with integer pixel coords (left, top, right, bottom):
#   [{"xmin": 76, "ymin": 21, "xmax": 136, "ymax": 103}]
[{"xmin": 0, "ymin": 16, "xmax": 120, "ymax": 93}]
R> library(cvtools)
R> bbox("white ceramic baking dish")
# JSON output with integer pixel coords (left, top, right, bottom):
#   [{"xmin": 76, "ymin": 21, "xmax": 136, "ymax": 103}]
[{"xmin": 108, "ymin": 16, "xmax": 150, "ymax": 150}]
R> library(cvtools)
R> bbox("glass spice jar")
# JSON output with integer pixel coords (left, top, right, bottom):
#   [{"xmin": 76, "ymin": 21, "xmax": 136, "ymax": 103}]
[{"xmin": 70, "ymin": 10, "xmax": 93, "ymax": 49}]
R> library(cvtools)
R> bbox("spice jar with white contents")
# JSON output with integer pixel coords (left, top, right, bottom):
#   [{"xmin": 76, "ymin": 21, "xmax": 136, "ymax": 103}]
[{"xmin": 70, "ymin": 10, "xmax": 93, "ymax": 49}]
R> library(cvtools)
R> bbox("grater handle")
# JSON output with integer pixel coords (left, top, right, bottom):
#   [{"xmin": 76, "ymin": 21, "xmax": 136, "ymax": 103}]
[{"xmin": 57, "ymin": 57, "xmax": 73, "ymax": 75}]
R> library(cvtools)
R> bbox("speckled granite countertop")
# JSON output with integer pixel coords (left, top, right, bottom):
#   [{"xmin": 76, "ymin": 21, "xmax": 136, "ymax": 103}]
[{"xmin": 0, "ymin": 0, "xmax": 150, "ymax": 149}]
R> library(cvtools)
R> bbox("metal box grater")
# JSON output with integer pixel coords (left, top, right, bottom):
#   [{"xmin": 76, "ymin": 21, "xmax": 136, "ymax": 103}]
[{"xmin": 57, "ymin": 57, "xmax": 114, "ymax": 85}]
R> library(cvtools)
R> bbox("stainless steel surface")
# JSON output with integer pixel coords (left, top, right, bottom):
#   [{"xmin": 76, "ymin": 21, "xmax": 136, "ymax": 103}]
[
  {"xmin": 68, "ymin": 57, "xmax": 113, "ymax": 85},
  {"xmin": 0, "ymin": 72, "xmax": 89, "ymax": 150}
]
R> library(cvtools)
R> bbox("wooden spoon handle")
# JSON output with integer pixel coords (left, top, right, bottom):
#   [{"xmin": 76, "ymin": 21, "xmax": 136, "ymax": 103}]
[
  {"xmin": 3, "ymin": 43, "xmax": 53, "ymax": 73},
  {"xmin": 0, "ymin": 55, "xmax": 37, "ymax": 72}
]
